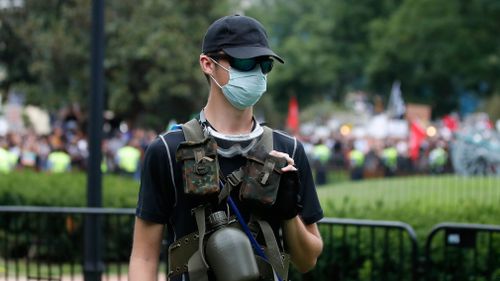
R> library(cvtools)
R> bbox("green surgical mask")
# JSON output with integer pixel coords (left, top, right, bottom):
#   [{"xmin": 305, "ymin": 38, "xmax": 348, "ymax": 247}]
[{"xmin": 210, "ymin": 59, "xmax": 267, "ymax": 110}]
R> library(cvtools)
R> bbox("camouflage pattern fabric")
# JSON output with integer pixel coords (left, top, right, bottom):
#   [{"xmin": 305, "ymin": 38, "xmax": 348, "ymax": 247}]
[
  {"xmin": 240, "ymin": 153, "xmax": 286, "ymax": 206},
  {"xmin": 176, "ymin": 137, "xmax": 219, "ymax": 196}
]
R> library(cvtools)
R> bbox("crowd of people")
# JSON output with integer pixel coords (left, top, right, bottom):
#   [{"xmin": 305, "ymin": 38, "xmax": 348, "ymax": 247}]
[
  {"xmin": 2, "ymin": 107, "xmax": 496, "ymax": 186},
  {"xmin": 0, "ymin": 118, "xmax": 452, "ymax": 183},
  {"xmin": 305, "ymin": 132, "xmax": 452, "ymax": 185},
  {"xmin": 0, "ymin": 118, "xmax": 157, "ymax": 179}
]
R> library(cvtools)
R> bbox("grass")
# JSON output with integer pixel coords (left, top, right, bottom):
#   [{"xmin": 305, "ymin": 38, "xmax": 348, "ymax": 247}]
[{"xmin": 317, "ymin": 175, "xmax": 500, "ymax": 238}]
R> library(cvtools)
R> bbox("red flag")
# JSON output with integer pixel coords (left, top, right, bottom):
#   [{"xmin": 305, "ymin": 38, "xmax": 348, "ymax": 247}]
[
  {"xmin": 442, "ymin": 114, "xmax": 458, "ymax": 132},
  {"xmin": 409, "ymin": 120, "xmax": 426, "ymax": 161},
  {"xmin": 286, "ymin": 96, "xmax": 299, "ymax": 135}
]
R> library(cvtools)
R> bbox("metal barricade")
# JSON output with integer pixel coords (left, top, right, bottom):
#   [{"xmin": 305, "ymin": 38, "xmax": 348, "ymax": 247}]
[
  {"xmin": 298, "ymin": 218, "xmax": 419, "ymax": 281},
  {"xmin": 0, "ymin": 206, "xmax": 147, "ymax": 281},
  {"xmin": 425, "ymin": 223, "xmax": 500, "ymax": 281},
  {"xmin": 4, "ymin": 207, "xmax": 500, "ymax": 281}
]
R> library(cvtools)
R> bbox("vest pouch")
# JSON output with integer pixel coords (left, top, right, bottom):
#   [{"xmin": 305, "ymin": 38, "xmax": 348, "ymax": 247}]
[
  {"xmin": 176, "ymin": 137, "xmax": 219, "ymax": 196},
  {"xmin": 240, "ymin": 154, "xmax": 286, "ymax": 206}
]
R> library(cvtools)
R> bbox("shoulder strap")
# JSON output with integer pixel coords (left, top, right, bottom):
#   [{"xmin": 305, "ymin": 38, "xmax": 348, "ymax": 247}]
[
  {"xmin": 260, "ymin": 126, "xmax": 274, "ymax": 153},
  {"xmin": 182, "ymin": 118, "xmax": 205, "ymax": 142},
  {"xmin": 254, "ymin": 219, "xmax": 289, "ymax": 280}
]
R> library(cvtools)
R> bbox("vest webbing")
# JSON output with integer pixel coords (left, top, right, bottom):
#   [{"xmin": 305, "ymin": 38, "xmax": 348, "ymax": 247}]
[{"xmin": 168, "ymin": 118, "xmax": 289, "ymax": 280}]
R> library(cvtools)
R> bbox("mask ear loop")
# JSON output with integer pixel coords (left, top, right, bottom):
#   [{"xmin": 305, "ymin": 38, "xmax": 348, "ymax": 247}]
[
  {"xmin": 209, "ymin": 75, "xmax": 223, "ymax": 88},
  {"xmin": 210, "ymin": 57, "xmax": 230, "ymax": 72},
  {"xmin": 208, "ymin": 57, "xmax": 230, "ymax": 89}
]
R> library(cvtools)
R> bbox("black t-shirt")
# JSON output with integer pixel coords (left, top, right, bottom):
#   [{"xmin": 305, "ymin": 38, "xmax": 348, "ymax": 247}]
[{"xmin": 136, "ymin": 124, "xmax": 324, "ymax": 248}]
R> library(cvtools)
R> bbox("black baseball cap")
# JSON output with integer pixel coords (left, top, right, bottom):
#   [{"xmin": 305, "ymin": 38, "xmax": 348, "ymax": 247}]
[{"xmin": 202, "ymin": 15, "xmax": 284, "ymax": 63}]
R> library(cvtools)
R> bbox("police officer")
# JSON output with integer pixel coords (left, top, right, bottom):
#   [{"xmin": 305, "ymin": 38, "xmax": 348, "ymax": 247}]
[
  {"xmin": 47, "ymin": 146, "xmax": 71, "ymax": 173},
  {"xmin": 381, "ymin": 143, "xmax": 398, "ymax": 177},
  {"xmin": 129, "ymin": 15, "xmax": 324, "ymax": 280},
  {"xmin": 312, "ymin": 139, "xmax": 331, "ymax": 185},
  {"xmin": 429, "ymin": 141, "xmax": 448, "ymax": 174},
  {"xmin": 116, "ymin": 139, "xmax": 142, "ymax": 176},
  {"xmin": 0, "ymin": 137, "xmax": 17, "ymax": 173},
  {"xmin": 348, "ymin": 146, "xmax": 365, "ymax": 180}
]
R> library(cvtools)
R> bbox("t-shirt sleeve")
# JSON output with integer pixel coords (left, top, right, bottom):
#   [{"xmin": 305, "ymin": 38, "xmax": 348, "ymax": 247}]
[
  {"xmin": 135, "ymin": 137, "xmax": 174, "ymax": 224},
  {"xmin": 294, "ymin": 141, "xmax": 324, "ymax": 225}
]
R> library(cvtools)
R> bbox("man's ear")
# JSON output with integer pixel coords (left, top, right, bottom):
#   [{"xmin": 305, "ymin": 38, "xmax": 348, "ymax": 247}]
[{"xmin": 200, "ymin": 54, "xmax": 215, "ymax": 76}]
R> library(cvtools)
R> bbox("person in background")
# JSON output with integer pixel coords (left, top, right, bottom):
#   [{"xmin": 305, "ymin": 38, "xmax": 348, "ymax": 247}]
[
  {"xmin": 47, "ymin": 146, "xmax": 71, "ymax": 173},
  {"xmin": 37, "ymin": 136, "xmax": 52, "ymax": 171},
  {"xmin": 348, "ymin": 143, "xmax": 365, "ymax": 180},
  {"xmin": 312, "ymin": 138, "xmax": 331, "ymax": 185},
  {"xmin": 381, "ymin": 142, "xmax": 398, "ymax": 177},
  {"xmin": 0, "ymin": 137, "xmax": 18, "ymax": 173},
  {"xmin": 429, "ymin": 141, "xmax": 448, "ymax": 174},
  {"xmin": 19, "ymin": 131, "xmax": 39, "ymax": 170},
  {"xmin": 116, "ymin": 138, "xmax": 142, "ymax": 178}
]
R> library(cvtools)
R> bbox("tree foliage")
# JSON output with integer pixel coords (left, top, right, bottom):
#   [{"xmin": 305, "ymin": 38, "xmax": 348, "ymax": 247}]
[
  {"xmin": 1, "ymin": 1, "xmax": 91, "ymax": 109},
  {"xmin": 1, "ymin": 0, "xmax": 499, "ymax": 127},
  {"xmin": 1, "ymin": 0, "xmax": 229, "ymax": 130},
  {"xmin": 104, "ymin": 0, "xmax": 229, "ymax": 128},
  {"xmin": 367, "ymin": 0, "xmax": 500, "ymax": 116},
  {"xmin": 248, "ymin": 0, "xmax": 499, "ymax": 118},
  {"xmin": 247, "ymin": 0, "xmax": 402, "ymax": 111}
]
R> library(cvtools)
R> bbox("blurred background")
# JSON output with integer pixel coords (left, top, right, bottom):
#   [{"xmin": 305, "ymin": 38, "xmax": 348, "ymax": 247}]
[{"xmin": 1, "ymin": 0, "xmax": 499, "ymax": 280}]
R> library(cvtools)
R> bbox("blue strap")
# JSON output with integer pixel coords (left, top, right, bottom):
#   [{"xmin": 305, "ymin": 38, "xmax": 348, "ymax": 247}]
[{"xmin": 170, "ymin": 124, "xmax": 182, "ymax": 131}]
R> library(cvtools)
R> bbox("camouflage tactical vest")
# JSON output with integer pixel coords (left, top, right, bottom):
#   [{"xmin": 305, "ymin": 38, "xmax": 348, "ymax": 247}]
[{"xmin": 168, "ymin": 118, "xmax": 290, "ymax": 281}]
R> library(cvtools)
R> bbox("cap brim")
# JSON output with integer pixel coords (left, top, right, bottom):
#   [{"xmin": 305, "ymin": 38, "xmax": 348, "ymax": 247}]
[{"xmin": 223, "ymin": 46, "xmax": 284, "ymax": 63}]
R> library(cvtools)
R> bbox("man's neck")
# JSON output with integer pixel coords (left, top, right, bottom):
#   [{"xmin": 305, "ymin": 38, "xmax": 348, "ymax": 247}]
[{"xmin": 204, "ymin": 91, "xmax": 254, "ymax": 135}]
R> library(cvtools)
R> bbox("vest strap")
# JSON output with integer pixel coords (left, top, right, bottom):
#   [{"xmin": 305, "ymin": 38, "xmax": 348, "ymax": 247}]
[
  {"xmin": 193, "ymin": 206, "xmax": 209, "ymax": 268},
  {"xmin": 182, "ymin": 118, "xmax": 205, "ymax": 141},
  {"xmin": 255, "ymin": 219, "xmax": 289, "ymax": 280},
  {"xmin": 218, "ymin": 168, "xmax": 245, "ymax": 203}
]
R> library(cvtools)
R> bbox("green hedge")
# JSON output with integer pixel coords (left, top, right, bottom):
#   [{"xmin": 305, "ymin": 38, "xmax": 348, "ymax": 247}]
[
  {"xmin": 318, "ymin": 175, "xmax": 500, "ymax": 237},
  {"xmin": 308, "ymin": 175, "xmax": 500, "ymax": 280},
  {"xmin": 0, "ymin": 171, "xmax": 139, "ymax": 263},
  {"xmin": 0, "ymin": 170, "xmax": 138, "ymax": 207},
  {"xmin": 2, "ymin": 172, "xmax": 500, "ymax": 280}
]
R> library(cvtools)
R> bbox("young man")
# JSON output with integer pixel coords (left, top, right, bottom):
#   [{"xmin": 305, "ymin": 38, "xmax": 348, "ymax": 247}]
[{"xmin": 129, "ymin": 15, "xmax": 323, "ymax": 281}]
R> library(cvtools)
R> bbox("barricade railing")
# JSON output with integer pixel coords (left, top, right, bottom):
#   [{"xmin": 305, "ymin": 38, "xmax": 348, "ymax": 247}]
[
  {"xmin": 0, "ymin": 206, "xmax": 152, "ymax": 281},
  {"xmin": 297, "ymin": 218, "xmax": 419, "ymax": 281},
  {"xmin": 424, "ymin": 223, "xmax": 500, "ymax": 281},
  {"xmin": 2, "ymin": 206, "xmax": 500, "ymax": 281}
]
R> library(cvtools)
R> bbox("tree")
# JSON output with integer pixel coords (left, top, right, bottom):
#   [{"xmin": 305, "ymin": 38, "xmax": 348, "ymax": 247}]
[
  {"xmin": 246, "ymin": 0, "xmax": 401, "ymax": 118},
  {"xmin": 367, "ymin": 0, "xmax": 500, "ymax": 117},
  {"xmin": 1, "ymin": 0, "xmax": 229, "ymax": 130},
  {"xmin": 0, "ymin": 14, "xmax": 33, "ymax": 92},
  {"xmin": 3, "ymin": 0, "xmax": 499, "ymax": 125},
  {"xmin": 1, "ymin": 0, "xmax": 90, "ymax": 109},
  {"xmin": 105, "ymin": 0, "xmax": 229, "ymax": 128}
]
